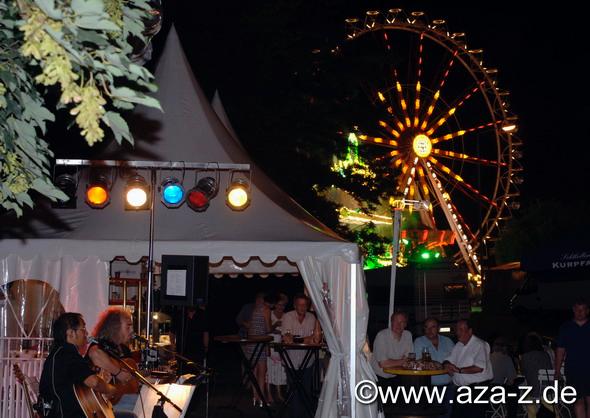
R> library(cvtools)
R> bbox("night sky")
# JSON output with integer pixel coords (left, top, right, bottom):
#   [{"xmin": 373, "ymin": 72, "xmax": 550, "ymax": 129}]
[
  {"xmin": 164, "ymin": 1, "xmax": 589, "ymax": 207},
  {"xmin": 51, "ymin": 1, "xmax": 590, "ymax": 211}
]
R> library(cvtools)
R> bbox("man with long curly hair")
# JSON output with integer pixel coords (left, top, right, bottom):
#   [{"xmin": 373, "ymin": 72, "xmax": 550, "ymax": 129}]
[{"xmin": 88, "ymin": 307, "xmax": 140, "ymax": 418}]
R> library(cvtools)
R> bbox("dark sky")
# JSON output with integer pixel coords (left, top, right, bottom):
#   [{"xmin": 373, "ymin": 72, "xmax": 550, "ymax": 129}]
[{"xmin": 60, "ymin": 1, "xmax": 584, "ymax": 212}]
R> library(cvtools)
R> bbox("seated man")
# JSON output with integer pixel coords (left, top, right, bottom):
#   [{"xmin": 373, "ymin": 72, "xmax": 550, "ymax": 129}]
[
  {"xmin": 88, "ymin": 307, "xmax": 139, "ymax": 418},
  {"xmin": 371, "ymin": 311, "xmax": 414, "ymax": 386},
  {"xmin": 39, "ymin": 312, "xmax": 120, "ymax": 418},
  {"xmin": 281, "ymin": 293, "xmax": 321, "ymax": 417},
  {"xmin": 443, "ymin": 319, "xmax": 493, "ymax": 418}
]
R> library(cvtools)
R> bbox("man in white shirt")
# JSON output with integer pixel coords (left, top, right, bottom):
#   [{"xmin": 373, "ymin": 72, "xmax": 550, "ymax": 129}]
[
  {"xmin": 443, "ymin": 319, "xmax": 493, "ymax": 418},
  {"xmin": 371, "ymin": 311, "xmax": 414, "ymax": 383},
  {"xmin": 281, "ymin": 294, "xmax": 320, "ymax": 417},
  {"xmin": 443, "ymin": 319, "xmax": 492, "ymax": 385}
]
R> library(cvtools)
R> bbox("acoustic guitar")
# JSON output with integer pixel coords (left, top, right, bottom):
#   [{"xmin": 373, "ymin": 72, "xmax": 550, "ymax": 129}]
[
  {"xmin": 13, "ymin": 364, "xmax": 39, "ymax": 418},
  {"xmin": 73, "ymin": 383, "xmax": 115, "ymax": 418}
]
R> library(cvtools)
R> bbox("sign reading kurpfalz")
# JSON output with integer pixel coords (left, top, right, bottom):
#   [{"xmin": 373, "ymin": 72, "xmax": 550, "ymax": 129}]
[{"xmin": 552, "ymin": 252, "xmax": 590, "ymax": 269}]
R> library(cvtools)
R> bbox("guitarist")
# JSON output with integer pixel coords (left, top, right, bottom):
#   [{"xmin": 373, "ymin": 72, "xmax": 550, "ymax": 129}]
[
  {"xmin": 88, "ymin": 308, "xmax": 140, "ymax": 418},
  {"xmin": 39, "ymin": 312, "xmax": 119, "ymax": 418}
]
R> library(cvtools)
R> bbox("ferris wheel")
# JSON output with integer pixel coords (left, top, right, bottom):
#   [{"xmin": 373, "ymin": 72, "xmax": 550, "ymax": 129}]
[{"xmin": 338, "ymin": 9, "xmax": 523, "ymax": 284}]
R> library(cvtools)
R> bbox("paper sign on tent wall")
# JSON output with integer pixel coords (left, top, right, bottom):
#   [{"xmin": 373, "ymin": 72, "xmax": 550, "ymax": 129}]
[{"xmin": 166, "ymin": 270, "xmax": 187, "ymax": 296}]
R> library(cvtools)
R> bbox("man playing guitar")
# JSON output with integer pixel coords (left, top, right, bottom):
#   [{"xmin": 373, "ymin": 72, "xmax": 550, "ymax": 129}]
[
  {"xmin": 88, "ymin": 308, "xmax": 140, "ymax": 418},
  {"xmin": 39, "ymin": 312, "xmax": 120, "ymax": 418}
]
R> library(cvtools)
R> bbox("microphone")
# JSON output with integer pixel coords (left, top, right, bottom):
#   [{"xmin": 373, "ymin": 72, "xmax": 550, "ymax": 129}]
[
  {"xmin": 87, "ymin": 336, "xmax": 119, "ymax": 357},
  {"xmin": 87, "ymin": 336, "xmax": 101, "ymax": 345},
  {"xmin": 131, "ymin": 333, "xmax": 150, "ymax": 344}
]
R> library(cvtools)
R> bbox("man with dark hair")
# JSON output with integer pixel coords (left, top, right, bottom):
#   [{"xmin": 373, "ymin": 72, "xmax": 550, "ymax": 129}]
[
  {"xmin": 555, "ymin": 298, "xmax": 590, "ymax": 418},
  {"xmin": 414, "ymin": 318, "xmax": 455, "ymax": 385},
  {"xmin": 443, "ymin": 319, "xmax": 492, "ymax": 384},
  {"xmin": 181, "ymin": 304, "xmax": 210, "ymax": 365},
  {"xmin": 39, "ymin": 312, "xmax": 119, "ymax": 418},
  {"xmin": 443, "ymin": 319, "xmax": 492, "ymax": 418}
]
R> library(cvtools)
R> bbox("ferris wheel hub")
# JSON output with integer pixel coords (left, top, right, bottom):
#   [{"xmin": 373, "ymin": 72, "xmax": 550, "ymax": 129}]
[{"xmin": 412, "ymin": 134, "xmax": 432, "ymax": 158}]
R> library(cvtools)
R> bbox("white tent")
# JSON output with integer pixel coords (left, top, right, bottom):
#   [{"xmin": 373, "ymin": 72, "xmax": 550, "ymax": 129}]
[{"xmin": 0, "ymin": 27, "xmax": 380, "ymax": 418}]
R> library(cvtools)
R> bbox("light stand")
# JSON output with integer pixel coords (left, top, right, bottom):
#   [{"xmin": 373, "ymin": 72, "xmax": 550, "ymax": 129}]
[
  {"xmin": 388, "ymin": 198, "xmax": 430, "ymax": 327},
  {"xmin": 55, "ymin": 159, "xmax": 250, "ymax": 343}
]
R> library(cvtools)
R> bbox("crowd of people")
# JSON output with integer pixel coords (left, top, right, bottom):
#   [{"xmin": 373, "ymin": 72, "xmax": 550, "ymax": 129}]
[
  {"xmin": 32, "ymin": 293, "xmax": 589, "ymax": 418},
  {"xmin": 370, "ymin": 298, "xmax": 590, "ymax": 418}
]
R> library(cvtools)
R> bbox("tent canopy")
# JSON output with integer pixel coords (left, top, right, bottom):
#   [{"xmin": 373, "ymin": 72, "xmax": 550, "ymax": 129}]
[
  {"xmin": 0, "ymin": 27, "xmax": 379, "ymax": 418},
  {"xmin": 0, "ymin": 26, "xmax": 357, "ymax": 273}
]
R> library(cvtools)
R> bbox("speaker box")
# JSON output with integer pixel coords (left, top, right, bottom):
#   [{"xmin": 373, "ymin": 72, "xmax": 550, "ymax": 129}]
[{"xmin": 160, "ymin": 255, "xmax": 209, "ymax": 306}]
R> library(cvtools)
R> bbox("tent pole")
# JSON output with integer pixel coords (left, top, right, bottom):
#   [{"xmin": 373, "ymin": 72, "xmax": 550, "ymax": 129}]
[
  {"xmin": 350, "ymin": 263, "xmax": 357, "ymax": 418},
  {"xmin": 145, "ymin": 170, "xmax": 156, "ymax": 340},
  {"xmin": 388, "ymin": 209, "xmax": 402, "ymax": 327}
]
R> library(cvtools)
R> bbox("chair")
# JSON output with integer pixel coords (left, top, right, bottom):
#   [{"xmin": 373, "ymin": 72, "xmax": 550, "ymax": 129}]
[
  {"xmin": 485, "ymin": 378, "xmax": 508, "ymax": 418},
  {"xmin": 537, "ymin": 369, "xmax": 572, "ymax": 418},
  {"xmin": 486, "ymin": 402, "xmax": 507, "ymax": 418}
]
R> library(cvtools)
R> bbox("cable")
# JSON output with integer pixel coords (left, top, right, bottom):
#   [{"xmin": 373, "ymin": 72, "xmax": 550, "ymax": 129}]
[{"xmin": 139, "ymin": 388, "xmax": 146, "ymax": 418}]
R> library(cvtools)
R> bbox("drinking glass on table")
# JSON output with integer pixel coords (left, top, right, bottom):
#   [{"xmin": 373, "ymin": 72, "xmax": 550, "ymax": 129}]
[{"xmin": 284, "ymin": 328, "xmax": 293, "ymax": 344}]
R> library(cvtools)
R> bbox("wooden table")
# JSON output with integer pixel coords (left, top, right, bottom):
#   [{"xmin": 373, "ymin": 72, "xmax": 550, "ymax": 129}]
[
  {"xmin": 214, "ymin": 334, "xmax": 273, "ymax": 418},
  {"xmin": 270, "ymin": 342, "xmax": 325, "ymax": 418}
]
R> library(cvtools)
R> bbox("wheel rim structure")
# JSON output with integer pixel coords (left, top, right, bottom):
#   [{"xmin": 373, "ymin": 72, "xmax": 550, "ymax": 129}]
[{"xmin": 339, "ymin": 9, "xmax": 523, "ymax": 287}]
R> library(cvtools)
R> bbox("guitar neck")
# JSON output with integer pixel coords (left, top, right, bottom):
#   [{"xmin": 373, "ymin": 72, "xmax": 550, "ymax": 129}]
[{"xmin": 13, "ymin": 364, "xmax": 37, "ymax": 418}]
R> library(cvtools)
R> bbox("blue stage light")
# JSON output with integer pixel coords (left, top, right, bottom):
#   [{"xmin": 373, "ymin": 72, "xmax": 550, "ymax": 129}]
[{"xmin": 161, "ymin": 178, "xmax": 185, "ymax": 208}]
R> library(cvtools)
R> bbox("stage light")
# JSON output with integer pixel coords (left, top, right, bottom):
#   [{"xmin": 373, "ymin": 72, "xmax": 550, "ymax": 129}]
[
  {"xmin": 86, "ymin": 175, "xmax": 110, "ymax": 209},
  {"xmin": 226, "ymin": 178, "xmax": 250, "ymax": 211},
  {"xmin": 161, "ymin": 177, "xmax": 185, "ymax": 208},
  {"xmin": 125, "ymin": 175, "xmax": 150, "ymax": 210},
  {"xmin": 187, "ymin": 177, "xmax": 218, "ymax": 212},
  {"xmin": 52, "ymin": 174, "xmax": 77, "ymax": 209}
]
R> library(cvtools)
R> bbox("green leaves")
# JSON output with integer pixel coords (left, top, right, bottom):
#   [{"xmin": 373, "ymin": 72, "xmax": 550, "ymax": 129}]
[
  {"xmin": 102, "ymin": 110, "xmax": 132, "ymax": 145},
  {"xmin": 111, "ymin": 86, "xmax": 162, "ymax": 110},
  {"xmin": 1, "ymin": 0, "xmax": 161, "ymax": 215}
]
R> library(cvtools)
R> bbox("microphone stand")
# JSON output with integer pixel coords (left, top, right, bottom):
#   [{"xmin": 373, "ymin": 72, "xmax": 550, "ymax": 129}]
[
  {"xmin": 135, "ymin": 337, "xmax": 213, "ymax": 375},
  {"xmin": 99, "ymin": 345, "xmax": 183, "ymax": 416},
  {"xmin": 133, "ymin": 336, "xmax": 213, "ymax": 418}
]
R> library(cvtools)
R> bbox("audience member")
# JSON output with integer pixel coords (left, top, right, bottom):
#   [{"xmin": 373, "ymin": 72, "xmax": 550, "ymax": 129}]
[
  {"xmin": 414, "ymin": 318, "xmax": 455, "ymax": 386},
  {"xmin": 443, "ymin": 319, "xmax": 493, "ymax": 418},
  {"xmin": 268, "ymin": 293, "xmax": 288, "ymax": 402},
  {"xmin": 555, "ymin": 298, "xmax": 590, "ymax": 418},
  {"xmin": 490, "ymin": 337, "xmax": 517, "ymax": 385},
  {"xmin": 521, "ymin": 332, "xmax": 553, "ymax": 418},
  {"xmin": 281, "ymin": 293, "xmax": 321, "ymax": 418},
  {"xmin": 414, "ymin": 317, "xmax": 454, "ymax": 418},
  {"xmin": 371, "ymin": 311, "xmax": 413, "ymax": 385},
  {"xmin": 180, "ymin": 304, "xmax": 209, "ymax": 365},
  {"xmin": 236, "ymin": 298, "xmax": 255, "ymax": 338},
  {"xmin": 245, "ymin": 292, "xmax": 272, "ymax": 407}
]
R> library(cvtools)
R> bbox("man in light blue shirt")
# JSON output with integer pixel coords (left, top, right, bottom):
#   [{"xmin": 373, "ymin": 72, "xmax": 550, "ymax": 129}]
[{"xmin": 414, "ymin": 318, "xmax": 454, "ymax": 386}]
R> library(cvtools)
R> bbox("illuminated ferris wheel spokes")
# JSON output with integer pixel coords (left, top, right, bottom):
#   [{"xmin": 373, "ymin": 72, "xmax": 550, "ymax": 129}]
[
  {"xmin": 419, "ymin": 50, "xmax": 458, "ymax": 130},
  {"xmin": 339, "ymin": 9, "xmax": 523, "ymax": 284}
]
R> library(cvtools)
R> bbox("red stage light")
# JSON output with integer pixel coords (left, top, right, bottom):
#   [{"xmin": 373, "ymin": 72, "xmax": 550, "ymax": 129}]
[{"xmin": 187, "ymin": 177, "xmax": 217, "ymax": 212}]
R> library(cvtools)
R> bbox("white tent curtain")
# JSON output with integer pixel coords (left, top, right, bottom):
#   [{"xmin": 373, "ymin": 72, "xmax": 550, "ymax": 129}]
[
  {"xmin": 0, "ymin": 254, "xmax": 109, "ymax": 334},
  {"xmin": 298, "ymin": 256, "xmax": 381, "ymax": 418}
]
